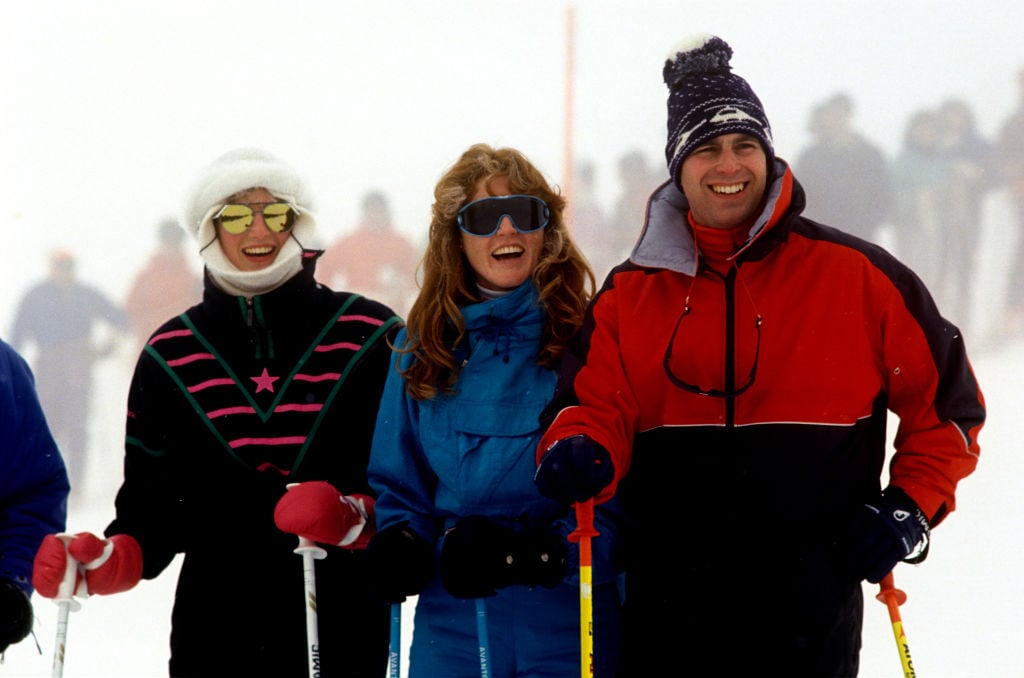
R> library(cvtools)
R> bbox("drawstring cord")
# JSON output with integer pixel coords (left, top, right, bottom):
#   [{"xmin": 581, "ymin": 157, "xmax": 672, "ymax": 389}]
[{"xmin": 663, "ymin": 265, "xmax": 763, "ymax": 397}]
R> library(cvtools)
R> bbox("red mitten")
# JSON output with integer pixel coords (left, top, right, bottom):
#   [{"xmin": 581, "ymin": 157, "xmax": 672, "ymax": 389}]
[
  {"xmin": 33, "ymin": 534, "xmax": 77, "ymax": 598},
  {"xmin": 33, "ymin": 532, "xmax": 143, "ymax": 597},
  {"xmin": 274, "ymin": 481, "xmax": 376, "ymax": 549},
  {"xmin": 68, "ymin": 533, "xmax": 143, "ymax": 595}
]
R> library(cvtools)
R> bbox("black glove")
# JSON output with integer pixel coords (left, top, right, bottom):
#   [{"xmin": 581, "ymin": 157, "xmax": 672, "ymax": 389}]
[
  {"xmin": 845, "ymin": 486, "xmax": 930, "ymax": 584},
  {"xmin": 535, "ymin": 434, "xmax": 614, "ymax": 504},
  {"xmin": 440, "ymin": 515, "xmax": 568, "ymax": 599},
  {"xmin": 365, "ymin": 522, "xmax": 435, "ymax": 604},
  {"xmin": 0, "ymin": 577, "xmax": 33, "ymax": 653}
]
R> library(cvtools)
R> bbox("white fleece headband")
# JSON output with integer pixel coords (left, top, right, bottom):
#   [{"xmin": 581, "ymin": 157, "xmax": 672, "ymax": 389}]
[{"xmin": 179, "ymin": 147, "xmax": 318, "ymax": 296}]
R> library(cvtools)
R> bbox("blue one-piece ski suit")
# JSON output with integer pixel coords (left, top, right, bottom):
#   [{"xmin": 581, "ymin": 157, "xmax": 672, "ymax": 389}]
[{"xmin": 368, "ymin": 280, "xmax": 622, "ymax": 678}]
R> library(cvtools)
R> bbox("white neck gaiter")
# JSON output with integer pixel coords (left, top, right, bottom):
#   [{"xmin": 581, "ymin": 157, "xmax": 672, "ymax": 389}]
[{"xmin": 201, "ymin": 236, "xmax": 304, "ymax": 298}]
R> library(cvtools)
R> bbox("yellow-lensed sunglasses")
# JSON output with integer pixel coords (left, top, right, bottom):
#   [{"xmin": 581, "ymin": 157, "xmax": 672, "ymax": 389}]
[{"xmin": 213, "ymin": 202, "xmax": 298, "ymax": 234}]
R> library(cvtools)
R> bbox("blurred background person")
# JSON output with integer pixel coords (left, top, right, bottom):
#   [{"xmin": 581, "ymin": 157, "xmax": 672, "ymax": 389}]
[
  {"xmin": 122, "ymin": 218, "xmax": 202, "ymax": 357},
  {"xmin": 794, "ymin": 92, "xmax": 893, "ymax": 243},
  {"xmin": 936, "ymin": 97, "xmax": 997, "ymax": 331},
  {"xmin": 318, "ymin": 190, "xmax": 421, "ymax": 318},
  {"xmin": 567, "ymin": 158, "xmax": 614, "ymax": 282},
  {"xmin": 608, "ymin": 149, "xmax": 661, "ymax": 268},
  {"xmin": 889, "ymin": 109, "xmax": 952, "ymax": 295},
  {"xmin": 0, "ymin": 336, "xmax": 69, "ymax": 658},
  {"xmin": 997, "ymin": 67, "xmax": 1024, "ymax": 338},
  {"xmin": 9, "ymin": 249, "xmax": 128, "ymax": 498}
]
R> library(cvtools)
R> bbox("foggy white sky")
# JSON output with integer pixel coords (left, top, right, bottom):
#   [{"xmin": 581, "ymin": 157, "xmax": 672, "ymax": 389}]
[{"xmin": 2, "ymin": 0, "xmax": 1022, "ymax": 331}]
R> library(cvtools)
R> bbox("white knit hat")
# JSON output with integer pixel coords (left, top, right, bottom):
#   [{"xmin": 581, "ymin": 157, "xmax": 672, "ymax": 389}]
[
  {"xmin": 180, "ymin": 147, "xmax": 317, "ymax": 249},
  {"xmin": 180, "ymin": 147, "xmax": 318, "ymax": 297}
]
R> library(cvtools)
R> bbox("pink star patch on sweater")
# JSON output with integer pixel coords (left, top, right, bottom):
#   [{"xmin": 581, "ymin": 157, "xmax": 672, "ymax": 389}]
[{"xmin": 251, "ymin": 367, "xmax": 280, "ymax": 393}]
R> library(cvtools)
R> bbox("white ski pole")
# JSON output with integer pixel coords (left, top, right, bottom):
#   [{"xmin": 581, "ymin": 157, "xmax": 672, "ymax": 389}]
[
  {"xmin": 389, "ymin": 602, "xmax": 401, "ymax": 678},
  {"xmin": 475, "ymin": 597, "xmax": 490, "ymax": 678},
  {"xmin": 295, "ymin": 536, "xmax": 327, "ymax": 678},
  {"xmin": 51, "ymin": 537, "xmax": 82, "ymax": 678}
]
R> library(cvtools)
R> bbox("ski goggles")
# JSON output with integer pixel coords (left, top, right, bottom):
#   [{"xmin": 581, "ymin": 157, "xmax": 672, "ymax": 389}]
[
  {"xmin": 213, "ymin": 202, "xmax": 298, "ymax": 234},
  {"xmin": 456, "ymin": 195, "xmax": 550, "ymax": 237}
]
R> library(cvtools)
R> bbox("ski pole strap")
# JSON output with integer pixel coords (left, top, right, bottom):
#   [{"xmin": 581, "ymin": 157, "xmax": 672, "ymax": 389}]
[{"xmin": 876, "ymin": 572, "xmax": 916, "ymax": 678}]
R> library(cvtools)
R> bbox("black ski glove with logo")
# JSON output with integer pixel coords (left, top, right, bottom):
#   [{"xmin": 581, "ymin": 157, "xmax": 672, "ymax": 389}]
[
  {"xmin": 845, "ymin": 486, "xmax": 930, "ymax": 584},
  {"xmin": 440, "ymin": 515, "xmax": 568, "ymax": 599}
]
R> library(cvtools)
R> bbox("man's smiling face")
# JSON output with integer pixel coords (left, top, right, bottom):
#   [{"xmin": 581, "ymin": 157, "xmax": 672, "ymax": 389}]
[{"xmin": 679, "ymin": 132, "xmax": 768, "ymax": 230}]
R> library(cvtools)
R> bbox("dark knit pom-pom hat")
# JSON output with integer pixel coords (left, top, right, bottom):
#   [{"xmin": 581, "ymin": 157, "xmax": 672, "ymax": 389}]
[{"xmin": 663, "ymin": 33, "xmax": 774, "ymax": 183}]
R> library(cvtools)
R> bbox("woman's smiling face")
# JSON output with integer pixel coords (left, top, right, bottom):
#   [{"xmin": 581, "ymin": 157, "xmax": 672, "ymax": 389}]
[
  {"xmin": 459, "ymin": 175, "xmax": 545, "ymax": 291},
  {"xmin": 215, "ymin": 187, "xmax": 292, "ymax": 271}
]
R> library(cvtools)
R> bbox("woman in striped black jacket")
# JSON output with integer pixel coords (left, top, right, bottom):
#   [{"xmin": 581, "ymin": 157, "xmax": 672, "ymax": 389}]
[{"xmin": 34, "ymin": 148, "xmax": 401, "ymax": 677}]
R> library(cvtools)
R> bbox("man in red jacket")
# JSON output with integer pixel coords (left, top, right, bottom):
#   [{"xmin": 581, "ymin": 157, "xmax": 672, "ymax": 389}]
[{"xmin": 535, "ymin": 34, "xmax": 985, "ymax": 676}]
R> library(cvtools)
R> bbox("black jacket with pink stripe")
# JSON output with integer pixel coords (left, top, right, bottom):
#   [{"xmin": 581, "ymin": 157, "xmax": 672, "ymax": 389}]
[{"xmin": 106, "ymin": 253, "xmax": 401, "ymax": 677}]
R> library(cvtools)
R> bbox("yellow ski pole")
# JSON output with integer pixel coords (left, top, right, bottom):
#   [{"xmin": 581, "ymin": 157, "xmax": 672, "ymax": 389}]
[
  {"xmin": 876, "ymin": 571, "xmax": 916, "ymax": 677},
  {"xmin": 568, "ymin": 499, "xmax": 599, "ymax": 678}
]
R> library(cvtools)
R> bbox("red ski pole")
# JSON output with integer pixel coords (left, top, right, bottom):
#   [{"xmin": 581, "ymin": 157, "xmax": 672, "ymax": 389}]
[{"xmin": 876, "ymin": 571, "xmax": 917, "ymax": 677}]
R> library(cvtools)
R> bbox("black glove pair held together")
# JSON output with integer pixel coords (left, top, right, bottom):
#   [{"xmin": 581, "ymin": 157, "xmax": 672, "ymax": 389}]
[
  {"xmin": 367, "ymin": 517, "xmax": 568, "ymax": 604},
  {"xmin": 533, "ymin": 434, "xmax": 932, "ymax": 584},
  {"xmin": 361, "ymin": 434, "xmax": 611, "ymax": 605}
]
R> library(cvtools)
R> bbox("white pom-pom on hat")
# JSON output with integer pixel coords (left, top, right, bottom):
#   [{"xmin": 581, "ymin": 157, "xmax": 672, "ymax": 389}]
[
  {"xmin": 664, "ymin": 32, "xmax": 716, "ymax": 61},
  {"xmin": 662, "ymin": 34, "xmax": 773, "ymax": 183}
]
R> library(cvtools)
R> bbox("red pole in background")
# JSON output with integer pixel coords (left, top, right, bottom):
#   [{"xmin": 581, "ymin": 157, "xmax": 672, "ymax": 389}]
[{"xmin": 563, "ymin": 2, "xmax": 576, "ymax": 235}]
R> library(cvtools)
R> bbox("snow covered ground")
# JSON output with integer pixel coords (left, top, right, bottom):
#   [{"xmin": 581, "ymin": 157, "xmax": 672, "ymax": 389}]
[{"xmin": 0, "ymin": 335, "xmax": 1019, "ymax": 677}]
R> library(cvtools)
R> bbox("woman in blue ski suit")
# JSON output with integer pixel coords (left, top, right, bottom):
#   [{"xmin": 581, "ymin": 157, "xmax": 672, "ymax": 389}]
[{"xmin": 366, "ymin": 144, "xmax": 623, "ymax": 677}]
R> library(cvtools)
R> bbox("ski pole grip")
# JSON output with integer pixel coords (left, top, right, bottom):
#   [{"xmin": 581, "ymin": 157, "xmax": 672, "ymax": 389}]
[
  {"xmin": 876, "ymin": 571, "xmax": 907, "ymax": 607},
  {"xmin": 876, "ymin": 571, "xmax": 916, "ymax": 677},
  {"xmin": 568, "ymin": 499, "xmax": 599, "ymax": 543},
  {"xmin": 294, "ymin": 536, "xmax": 328, "ymax": 560},
  {"xmin": 55, "ymin": 535, "xmax": 82, "ymax": 611}
]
